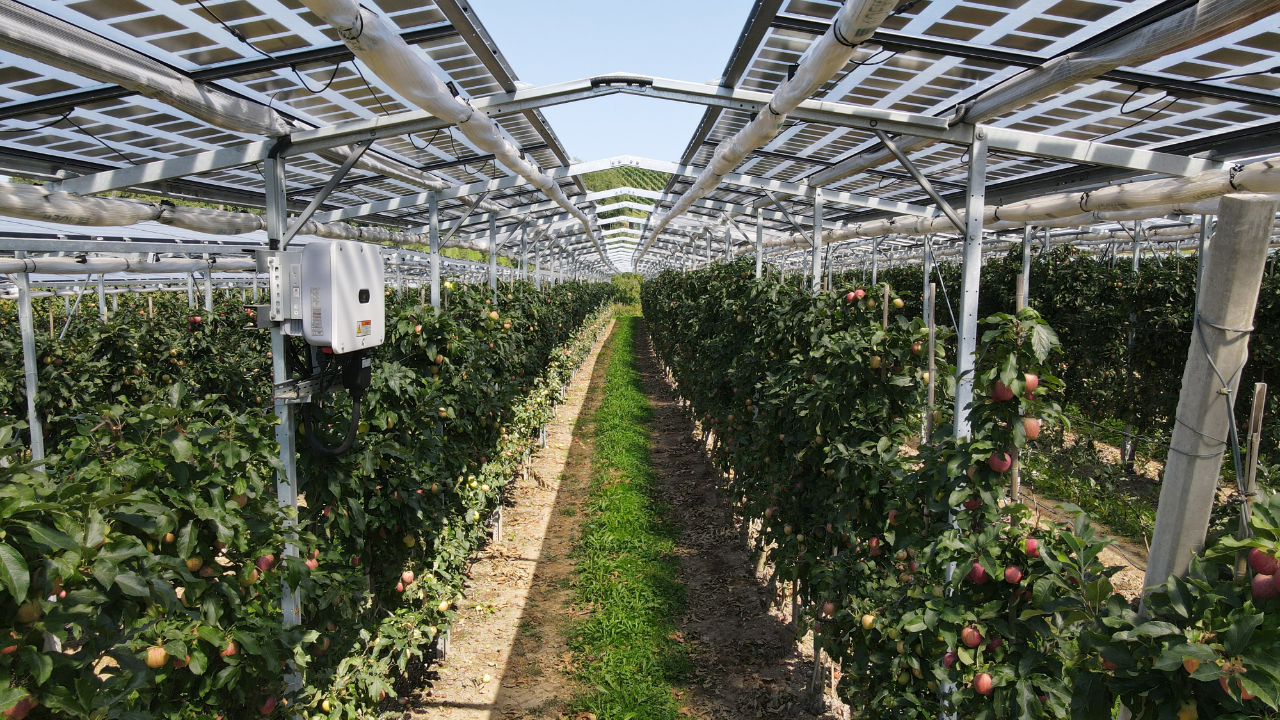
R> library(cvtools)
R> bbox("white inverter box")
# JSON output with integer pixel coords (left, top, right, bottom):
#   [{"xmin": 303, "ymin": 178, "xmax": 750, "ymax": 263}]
[{"xmin": 300, "ymin": 240, "xmax": 385, "ymax": 354}]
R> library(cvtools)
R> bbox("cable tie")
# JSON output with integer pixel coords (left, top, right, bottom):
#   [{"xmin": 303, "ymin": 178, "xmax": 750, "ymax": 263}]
[{"xmin": 831, "ymin": 16, "xmax": 862, "ymax": 48}]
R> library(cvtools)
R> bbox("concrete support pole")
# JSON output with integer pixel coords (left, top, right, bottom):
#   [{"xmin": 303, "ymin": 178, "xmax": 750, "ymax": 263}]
[
  {"xmin": 755, "ymin": 207, "xmax": 764, "ymax": 279},
  {"xmin": 429, "ymin": 192, "xmax": 441, "ymax": 309},
  {"xmin": 1143, "ymin": 193, "xmax": 1280, "ymax": 593},
  {"xmin": 811, "ymin": 196, "xmax": 823, "ymax": 293},
  {"xmin": 954, "ymin": 130, "xmax": 988, "ymax": 439},
  {"xmin": 15, "ymin": 252, "xmax": 43, "ymax": 463}
]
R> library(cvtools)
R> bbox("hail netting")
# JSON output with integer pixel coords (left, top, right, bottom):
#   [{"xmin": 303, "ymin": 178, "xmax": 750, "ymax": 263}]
[
  {"xmin": 0, "ymin": 183, "xmax": 507, "ymax": 257},
  {"xmin": 806, "ymin": 0, "xmax": 1280, "ymax": 189},
  {"xmin": 743, "ymin": 159, "xmax": 1280, "ymax": 254},
  {"xmin": 294, "ymin": 0, "xmax": 608, "ymax": 268},
  {"xmin": 636, "ymin": 0, "xmax": 898, "ymax": 261}
]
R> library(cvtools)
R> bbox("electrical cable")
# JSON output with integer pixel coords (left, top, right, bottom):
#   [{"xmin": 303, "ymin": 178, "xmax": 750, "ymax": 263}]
[
  {"xmin": 354, "ymin": 62, "xmax": 391, "ymax": 116},
  {"xmin": 292, "ymin": 62, "xmax": 345, "ymax": 94},
  {"xmin": 0, "ymin": 110, "xmax": 71, "ymax": 133},
  {"xmin": 1092, "ymin": 95, "xmax": 1179, "ymax": 142},
  {"xmin": 65, "ymin": 115, "xmax": 137, "ymax": 166},
  {"xmin": 303, "ymin": 391, "xmax": 364, "ymax": 456}
]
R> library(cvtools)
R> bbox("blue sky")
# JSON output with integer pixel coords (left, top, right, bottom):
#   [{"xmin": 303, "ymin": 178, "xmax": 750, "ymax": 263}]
[{"xmin": 469, "ymin": 0, "xmax": 751, "ymax": 163}]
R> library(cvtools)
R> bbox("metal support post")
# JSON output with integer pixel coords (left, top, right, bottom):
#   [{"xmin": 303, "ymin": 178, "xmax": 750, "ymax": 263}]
[
  {"xmin": 263, "ymin": 150, "xmax": 301, "ymax": 630},
  {"xmin": 953, "ymin": 129, "xmax": 988, "ymax": 439},
  {"xmin": 15, "ymin": 253, "xmax": 43, "ymax": 463},
  {"xmin": 489, "ymin": 214, "xmax": 498, "ymax": 298},
  {"xmin": 429, "ymin": 193, "xmax": 441, "ymax": 309},
  {"xmin": 871, "ymin": 237, "xmax": 879, "ymax": 286},
  {"xmin": 203, "ymin": 254, "xmax": 213, "ymax": 312},
  {"xmin": 520, "ymin": 226, "xmax": 528, "ymax": 282},
  {"xmin": 97, "ymin": 273, "xmax": 107, "ymax": 322},
  {"xmin": 925, "ymin": 282, "xmax": 937, "ymax": 442},
  {"xmin": 755, "ymin": 208, "xmax": 763, "ymax": 279},
  {"xmin": 1020, "ymin": 225, "xmax": 1032, "ymax": 306},
  {"xmin": 811, "ymin": 196, "xmax": 823, "ymax": 293},
  {"xmin": 705, "ymin": 232, "xmax": 712, "ymax": 267},
  {"xmin": 186, "ymin": 272, "xmax": 194, "ymax": 308},
  {"xmin": 1143, "ymin": 194, "xmax": 1279, "ymax": 596}
]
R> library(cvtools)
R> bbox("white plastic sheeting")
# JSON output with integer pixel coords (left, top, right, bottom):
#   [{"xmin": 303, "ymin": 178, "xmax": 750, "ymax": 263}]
[
  {"xmin": 0, "ymin": 183, "xmax": 509, "ymax": 258},
  {"xmin": 296, "ymin": 0, "xmax": 609, "ymax": 268},
  {"xmin": 0, "ymin": 0, "xmax": 291, "ymax": 138},
  {"xmin": 0, "ymin": 256, "xmax": 257, "ymax": 275},
  {"xmin": 806, "ymin": 0, "xmax": 1280, "ymax": 188},
  {"xmin": 746, "ymin": 158, "xmax": 1280, "ymax": 254},
  {"xmin": 638, "ymin": 0, "xmax": 897, "ymax": 260},
  {"xmin": 0, "ymin": 1, "xmax": 520, "ymax": 218}
]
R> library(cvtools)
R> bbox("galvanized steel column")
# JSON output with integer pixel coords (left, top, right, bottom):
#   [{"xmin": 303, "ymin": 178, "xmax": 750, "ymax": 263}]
[{"xmin": 953, "ymin": 129, "xmax": 988, "ymax": 439}]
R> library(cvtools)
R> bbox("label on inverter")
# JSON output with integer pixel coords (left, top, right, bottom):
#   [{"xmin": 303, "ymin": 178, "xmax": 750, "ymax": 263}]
[
  {"xmin": 356, "ymin": 320, "xmax": 372, "ymax": 337},
  {"xmin": 310, "ymin": 287, "xmax": 322, "ymax": 335}
]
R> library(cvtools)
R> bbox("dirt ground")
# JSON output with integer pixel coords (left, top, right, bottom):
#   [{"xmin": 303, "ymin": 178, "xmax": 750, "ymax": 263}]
[
  {"xmin": 635, "ymin": 322, "xmax": 851, "ymax": 720},
  {"xmin": 410, "ymin": 316, "xmax": 1154, "ymax": 720},
  {"xmin": 414, "ymin": 319, "xmax": 614, "ymax": 719},
  {"xmin": 410, "ymin": 318, "xmax": 854, "ymax": 719}
]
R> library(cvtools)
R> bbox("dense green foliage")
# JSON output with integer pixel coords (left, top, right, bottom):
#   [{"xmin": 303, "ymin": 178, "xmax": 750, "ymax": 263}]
[
  {"xmin": 643, "ymin": 259, "xmax": 1280, "ymax": 719},
  {"xmin": 0, "ymin": 280, "xmax": 612, "ymax": 718},
  {"xmin": 877, "ymin": 248, "xmax": 1280, "ymax": 465},
  {"xmin": 568, "ymin": 315, "xmax": 690, "ymax": 718}
]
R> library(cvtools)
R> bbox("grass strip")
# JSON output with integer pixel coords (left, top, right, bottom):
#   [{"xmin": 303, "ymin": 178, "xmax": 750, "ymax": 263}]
[{"xmin": 568, "ymin": 314, "xmax": 690, "ymax": 719}]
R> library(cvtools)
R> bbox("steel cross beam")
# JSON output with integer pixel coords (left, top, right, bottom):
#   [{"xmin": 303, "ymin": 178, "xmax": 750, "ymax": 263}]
[
  {"xmin": 873, "ymin": 130, "xmax": 962, "ymax": 234},
  {"xmin": 282, "ymin": 139, "xmax": 372, "ymax": 246},
  {"xmin": 48, "ymin": 75, "xmax": 1225, "ymax": 209}
]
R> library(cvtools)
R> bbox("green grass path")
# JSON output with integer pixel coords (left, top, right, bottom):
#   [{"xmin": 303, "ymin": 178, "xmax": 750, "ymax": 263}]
[{"xmin": 569, "ymin": 315, "xmax": 691, "ymax": 719}]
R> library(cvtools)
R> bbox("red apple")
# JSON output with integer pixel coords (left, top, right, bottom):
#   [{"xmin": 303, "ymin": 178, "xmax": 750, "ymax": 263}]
[
  {"xmin": 220, "ymin": 641, "xmax": 237, "ymax": 657},
  {"xmin": 1023, "ymin": 374, "xmax": 1039, "ymax": 393},
  {"xmin": 1024, "ymin": 538, "xmax": 1040, "ymax": 559},
  {"xmin": 966, "ymin": 465, "xmax": 976, "ymax": 480},
  {"xmin": 822, "ymin": 601, "xmax": 836, "ymax": 616},
  {"xmin": 350, "ymin": 555, "xmax": 362, "ymax": 568},
  {"xmin": 986, "ymin": 636, "xmax": 1003, "ymax": 651},
  {"xmin": 887, "ymin": 509, "xmax": 899, "ymax": 525},
  {"xmin": 974, "ymin": 673, "xmax": 994, "ymax": 696},
  {"xmin": 1251, "ymin": 573, "xmax": 1277, "ymax": 600},
  {"xmin": 395, "ymin": 582, "xmax": 404, "ymax": 593},
  {"xmin": 1005, "ymin": 566, "xmax": 1023, "ymax": 584},
  {"xmin": 967, "ymin": 562, "xmax": 989, "ymax": 585},
  {"xmin": 852, "ymin": 288, "xmax": 866, "ymax": 301},
  {"xmin": 401, "ymin": 570, "xmax": 415, "ymax": 585},
  {"xmin": 305, "ymin": 558, "xmax": 319, "ymax": 570},
  {"xmin": 1248, "ymin": 547, "xmax": 1279, "ymax": 575},
  {"xmin": 961, "ymin": 626, "xmax": 983, "ymax": 648},
  {"xmin": 255, "ymin": 554, "xmax": 275, "ymax": 573},
  {"xmin": 145, "ymin": 646, "xmax": 169, "ymax": 668},
  {"xmin": 258, "ymin": 695, "xmax": 276, "ymax": 715},
  {"xmin": 869, "ymin": 537, "xmax": 882, "ymax": 556},
  {"xmin": 988, "ymin": 452, "xmax": 1012, "ymax": 473},
  {"xmin": 991, "ymin": 381, "xmax": 1014, "ymax": 403},
  {"xmin": 3, "ymin": 696, "xmax": 35, "ymax": 720},
  {"xmin": 1023, "ymin": 417, "xmax": 1041, "ymax": 440},
  {"xmin": 943, "ymin": 651, "xmax": 958, "ymax": 670},
  {"xmin": 1102, "ymin": 658, "xmax": 1118, "ymax": 671},
  {"xmin": 963, "ymin": 497, "xmax": 982, "ymax": 510},
  {"xmin": 844, "ymin": 292, "xmax": 857, "ymax": 303}
]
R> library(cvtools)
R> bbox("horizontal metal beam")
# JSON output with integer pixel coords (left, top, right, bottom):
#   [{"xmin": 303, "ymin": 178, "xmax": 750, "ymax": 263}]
[
  {"xmin": 48, "ymin": 74, "xmax": 1225, "ymax": 207},
  {"xmin": 51, "ymin": 78, "xmax": 624, "ymax": 196}
]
